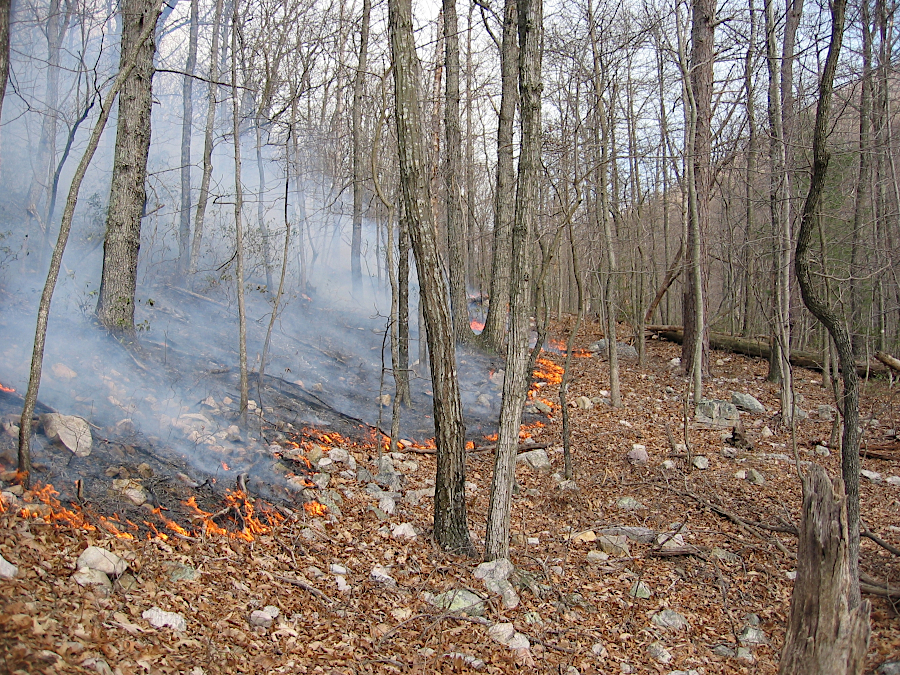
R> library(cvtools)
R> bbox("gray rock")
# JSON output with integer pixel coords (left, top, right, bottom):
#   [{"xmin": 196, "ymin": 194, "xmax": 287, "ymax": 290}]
[
  {"xmin": 886, "ymin": 476, "xmax": 900, "ymax": 486},
  {"xmin": 165, "ymin": 562, "xmax": 200, "ymax": 582},
  {"xmin": 712, "ymin": 645, "xmax": 735, "ymax": 657},
  {"xmin": 815, "ymin": 444, "xmax": 831, "ymax": 457},
  {"xmin": 406, "ymin": 486, "xmax": 435, "ymax": 504},
  {"xmin": 249, "ymin": 610, "xmax": 274, "ymax": 627},
  {"xmin": 77, "ymin": 547, "xmax": 127, "ymax": 577},
  {"xmin": 668, "ymin": 671, "xmax": 700, "ymax": 675},
  {"xmin": 575, "ymin": 396, "xmax": 593, "ymax": 410},
  {"xmin": 330, "ymin": 563, "xmax": 349, "ymax": 575},
  {"xmin": 142, "ymin": 607, "xmax": 187, "ymax": 631},
  {"xmin": 312, "ymin": 473, "xmax": 330, "ymax": 489},
  {"xmin": 589, "ymin": 340, "xmax": 638, "ymax": 360},
  {"xmin": 487, "ymin": 622, "xmax": 529, "ymax": 650},
  {"xmin": 378, "ymin": 496, "xmax": 396, "ymax": 515},
  {"xmin": 486, "ymin": 578, "xmax": 520, "ymax": 609},
  {"xmin": 692, "ymin": 456, "xmax": 709, "ymax": 469},
  {"xmin": 648, "ymin": 641, "xmax": 672, "ymax": 663},
  {"xmin": 531, "ymin": 400, "xmax": 552, "ymax": 414},
  {"xmin": 112, "ymin": 478, "xmax": 149, "ymax": 506},
  {"xmin": 662, "ymin": 459, "xmax": 677, "ymax": 469},
  {"xmin": 356, "ymin": 466, "xmax": 374, "ymax": 483},
  {"xmin": 598, "ymin": 526, "xmax": 657, "ymax": 544},
  {"xmin": 370, "ymin": 565, "xmax": 396, "ymax": 586},
  {"xmin": 586, "ymin": 550, "xmax": 609, "ymax": 563},
  {"xmin": 597, "ymin": 534, "xmax": 630, "ymax": 557},
  {"xmin": 474, "ymin": 558, "xmax": 514, "ymax": 583},
  {"xmin": 738, "ymin": 625, "xmax": 767, "ymax": 645},
  {"xmin": 0, "ymin": 554, "xmax": 18, "ymax": 579},
  {"xmin": 627, "ymin": 444, "xmax": 649, "ymax": 465},
  {"xmin": 42, "ymin": 413, "xmax": 92, "ymax": 456},
  {"xmin": 736, "ymin": 647, "xmax": 755, "ymax": 662},
  {"xmin": 428, "ymin": 589, "xmax": 486, "ymax": 616},
  {"xmin": 517, "ymin": 448, "xmax": 552, "ymax": 473},
  {"xmin": 617, "ymin": 496, "xmax": 645, "ymax": 511},
  {"xmin": 652, "ymin": 609, "xmax": 690, "ymax": 631},
  {"xmin": 877, "ymin": 661, "xmax": 900, "ymax": 675},
  {"xmin": 695, "ymin": 399, "xmax": 740, "ymax": 426},
  {"xmin": 817, "ymin": 404, "xmax": 836, "ymax": 421},
  {"xmin": 861, "ymin": 469, "xmax": 882, "ymax": 482},
  {"xmin": 731, "ymin": 392, "xmax": 766, "ymax": 413},
  {"xmin": 556, "ymin": 479, "xmax": 579, "ymax": 495},
  {"xmin": 657, "ymin": 533, "xmax": 686, "ymax": 550},
  {"xmin": 629, "ymin": 581, "xmax": 651, "ymax": 599},
  {"xmin": 73, "ymin": 567, "xmax": 111, "ymax": 590},
  {"xmin": 747, "ymin": 468, "xmax": 766, "ymax": 485},
  {"xmin": 711, "ymin": 547, "xmax": 740, "ymax": 562},
  {"xmin": 391, "ymin": 522, "xmax": 417, "ymax": 539}
]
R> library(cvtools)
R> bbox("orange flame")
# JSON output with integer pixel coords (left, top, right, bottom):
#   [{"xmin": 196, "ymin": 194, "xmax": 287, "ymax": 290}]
[
  {"xmin": 470, "ymin": 320, "xmax": 485, "ymax": 333},
  {"xmin": 0, "ymin": 383, "xmax": 14, "ymax": 393},
  {"xmin": 304, "ymin": 501, "xmax": 327, "ymax": 517}
]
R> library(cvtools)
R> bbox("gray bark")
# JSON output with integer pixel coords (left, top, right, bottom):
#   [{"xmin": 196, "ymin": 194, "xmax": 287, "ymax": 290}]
[
  {"xmin": 351, "ymin": 0, "xmax": 371, "ymax": 293},
  {"xmin": 96, "ymin": 0, "xmax": 162, "ymax": 333},
  {"xmin": 178, "ymin": 0, "xmax": 199, "ymax": 276}
]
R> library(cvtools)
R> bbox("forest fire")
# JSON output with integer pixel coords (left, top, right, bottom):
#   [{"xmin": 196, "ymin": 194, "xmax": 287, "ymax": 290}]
[
  {"xmin": 0, "ymin": 382, "xmax": 14, "ymax": 392},
  {"xmin": 545, "ymin": 339, "xmax": 592, "ymax": 358},
  {"xmin": 470, "ymin": 319, "xmax": 485, "ymax": 333}
]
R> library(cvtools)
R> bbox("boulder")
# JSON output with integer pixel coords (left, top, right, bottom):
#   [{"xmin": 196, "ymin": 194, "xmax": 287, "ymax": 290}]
[
  {"xmin": 41, "ymin": 413, "xmax": 92, "ymax": 457},
  {"xmin": 77, "ymin": 546, "xmax": 127, "ymax": 577},
  {"xmin": 695, "ymin": 400, "xmax": 740, "ymax": 427},
  {"xmin": 517, "ymin": 448, "xmax": 552, "ymax": 473},
  {"xmin": 731, "ymin": 392, "xmax": 766, "ymax": 413}
]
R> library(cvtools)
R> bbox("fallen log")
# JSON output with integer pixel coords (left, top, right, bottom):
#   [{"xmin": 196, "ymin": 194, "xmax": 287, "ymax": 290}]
[
  {"xmin": 875, "ymin": 351, "xmax": 900, "ymax": 373},
  {"xmin": 645, "ymin": 325, "xmax": 887, "ymax": 378}
]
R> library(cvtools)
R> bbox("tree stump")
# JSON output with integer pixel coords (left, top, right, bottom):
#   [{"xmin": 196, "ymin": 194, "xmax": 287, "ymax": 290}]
[{"xmin": 778, "ymin": 465, "xmax": 870, "ymax": 675}]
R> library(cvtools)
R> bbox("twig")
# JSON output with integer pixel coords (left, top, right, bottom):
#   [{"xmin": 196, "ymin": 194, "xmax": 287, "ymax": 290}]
[
  {"xmin": 861, "ymin": 524, "xmax": 900, "ymax": 557},
  {"xmin": 274, "ymin": 574, "xmax": 336, "ymax": 604}
]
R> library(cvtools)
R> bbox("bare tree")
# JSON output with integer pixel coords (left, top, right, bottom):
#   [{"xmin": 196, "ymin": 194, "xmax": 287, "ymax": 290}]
[
  {"xmin": 485, "ymin": 0, "xmax": 542, "ymax": 561},
  {"xmin": 350, "ymin": 0, "xmax": 371, "ymax": 294},
  {"xmin": 389, "ymin": 0, "xmax": 473, "ymax": 554},
  {"xmin": 96, "ymin": 0, "xmax": 163, "ymax": 332},
  {"xmin": 0, "ymin": 0, "xmax": 10, "ymax": 117},
  {"xmin": 178, "ymin": 0, "xmax": 200, "ymax": 277}
]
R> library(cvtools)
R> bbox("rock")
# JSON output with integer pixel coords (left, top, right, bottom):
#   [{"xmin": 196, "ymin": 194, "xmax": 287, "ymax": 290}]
[
  {"xmin": 312, "ymin": 473, "xmax": 330, "ymax": 489},
  {"xmin": 112, "ymin": 478, "xmax": 149, "ymax": 506},
  {"xmin": 712, "ymin": 645, "xmax": 735, "ymax": 657},
  {"xmin": 73, "ymin": 567, "xmax": 112, "ymax": 591},
  {"xmin": 317, "ymin": 457, "xmax": 335, "ymax": 472},
  {"xmin": 77, "ymin": 547, "xmax": 127, "ymax": 577},
  {"xmin": 695, "ymin": 400, "xmax": 740, "ymax": 426},
  {"xmin": 0, "ymin": 554, "xmax": 18, "ymax": 579},
  {"xmin": 356, "ymin": 467, "xmax": 374, "ymax": 483},
  {"xmin": 165, "ymin": 562, "xmax": 200, "ymax": 582},
  {"xmin": 556, "ymin": 479, "xmax": 579, "ymax": 495},
  {"xmin": 731, "ymin": 392, "xmax": 766, "ymax": 413},
  {"xmin": 616, "ymin": 496, "xmax": 645, "ymax": 511},
  {"xmin": 378, "ymin": 496, "xmax": 396, "ymax": 515},
  {"xmin": 657, "ymin": 533, "xmax": 686, "ymax": 550},
  {"xmin": 249, "ymin": 610, "xmax": 274, "ymax": 627},
  {"xmin": 736, "ymin": 647, "xmax": 755, "ymax": 662},
  {"xmin": 41, "ymin": 413, "xmax": 92, "ymax": 456},
  {"xmin": 711, "ymin": 547, "xmax": 740, "ymax": 562},
  {"xmin": 51, "ymin": 363, "xmax": 78, "ymax": 380},
  {"xmin": 570, "ymin": 530, "xmax": 597, "ymax": 544},
  {"xmin": 651, "ymin": 609, "xmax": 690, "ymax": 631},
  {"xmin": 861, "ymin": 469, "xmax": 882, "ymax": 482},
  {"xmin": 575, "ymin": 396, "xmax": 593, "ymax": 410},
  {"xmin": 662, "ymin": 459, "xmax": 677, "ymax": 469},
  {"xmin": 886, "ymin": 476, "xmax": 900, "ymax": 486},
  {"xmin": 648, "ymin": 641, "xmax": 672, "ymax": 663},
  {"xmin": 328, "ymin": 447, "xmax": 351, "ymax": 465},
  {"xmin": 474, "ymin": 558, "xmax": 514, "ymax": 583},
  {"xmin": 444, "ymin": 653, "xmax": 486, "ymax": 670},
  {"xmin": 370, "ymin": 565, "xmax": 396, "ymax": 586},
  {"xmin": 391, "ymin": 522, "xmax": 417, "ymax": 539},
  {"xmin": 599, "ymin": 526, "xmax": 657, "ymax": 543},
  {"xmin": 627, "ymin": 444, "xmax": 649, "ymax": 465},
  {"xmin": 629, "ymin": 581, "xmax": 651, "ymax": 599},
  {"xmin": 591, "ymin": 642, "xmax": 608, "ymax": 658},
  {"xmin": 586, "ymin": 550, "xmax": 609, "ymax": 563},
  {"xmin": 590, "ymin": 340, "xmax": 638, "ymax": 360},
  {"xmin": 142, "ymin": 607, "xmax": 186, "ymax": 631},
  {"xmin": 487, "ymin": 622, "xmax": 530, "ymax": 650},
  {"xmin": 817, "ymin": 404, "xmax": 836, "ymax": 421},
  {"xmin": 406, "ymin": 487, "xmax": 435, "ymax": 505},
  {"xmin": 517, "ymin": 448, "xmax": 552, "ymax": 473},
  {"xmin": 747, "ymin": 468, "xmax": 766, "ymax": 485},
  {"xmin": 877, "ymin": 661, "xmax": 900, "ymax": 675},
  {"xmin": 738, "ymin": 625, "xmax": 767, "ymax": 645},
  {"xmin": 428, "ymin": 589, "xmax": 485, "ymax": 616},
  {"xmin": 335, "ymin": 576, "xmax": 351, "ymax": 592},
  {"xmin": 760, "ymin": 426, "xmax": 774, "ymax": 438},
  {"xmin": 330, "ymin": 563, "xmax": 349, "ymax": 576},
  {"xmin": 692, "ymin": 456, "xmax": 709, "ymax": 469},
  {"xmin": 597, "ymin": 534, "xmax": 630, "ymax": 557},
  {"xmin": 669, "ymin": 671, "xmax": 701, "ymax": 675},
  {"xmin": 815, "ymin": 444, "xmax": 831, "ymax": 457},
  {"xmin": 668, "ymin": 357, "xmax": 681, "ymax": 368}
]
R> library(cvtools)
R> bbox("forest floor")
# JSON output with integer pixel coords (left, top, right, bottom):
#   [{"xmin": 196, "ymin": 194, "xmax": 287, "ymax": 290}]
[{"xmin": 1, "ymin": 319, "xmax": 899, "ymax": 674}]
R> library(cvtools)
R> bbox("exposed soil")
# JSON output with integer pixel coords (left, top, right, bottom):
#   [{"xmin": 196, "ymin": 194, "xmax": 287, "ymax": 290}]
[{"xmin": 1, "ymin": 319, "xmax": 899, "ymax": 674}]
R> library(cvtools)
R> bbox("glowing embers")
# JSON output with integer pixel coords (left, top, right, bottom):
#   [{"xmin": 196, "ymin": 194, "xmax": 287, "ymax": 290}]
[{"xmin": 470, "ymin": 319, "xmax": 485, "ymax": 333}]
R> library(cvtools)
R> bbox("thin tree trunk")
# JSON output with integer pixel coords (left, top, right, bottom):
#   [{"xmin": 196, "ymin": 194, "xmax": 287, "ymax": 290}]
[
  {"xmin": 389, "ymin": 0, "xmax": 473, "ymax": 554},
  {"xmin": 256, "ymin": 121, "xmax": 274, "ymax": 294},
  {"xmin": 478, "ymin": 0, "xmax": 517, "ymax": 353},
  {"xmin": 231, "ymin": 0, "xmax": 249, "ymax": 421},
  {"xmin": 350, "ymin": 0, "xmax": 371, "ymax": 294},
  {"xmin": 96, "ymin": 0, "xmax": 162, "ymax": 333},
  {"xmin": 190, "ymin": 0, "xmax": 225, "ymax": 276},
  {"xmin": 18, "ymin": 14, "xmax": 159, "ymax": 488},
  {"xmin": 793, "ymin": 0, "xmax": 861, "ymax": 607},
  {"xmin": 0, "ymin": 0, "xmax": 11, "ymax": 118},
  {"xmin": 177, "ymin": 0, "xmax": 199, "ymax": 277},
  {"xmin": 484, "ymin": 0, "xmax": 542, "ymax": 561}
]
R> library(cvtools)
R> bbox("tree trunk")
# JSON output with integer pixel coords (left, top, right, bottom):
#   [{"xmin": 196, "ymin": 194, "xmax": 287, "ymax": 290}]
[
  {"xmin": 484, "ymin": 0, "xmax": 541, "ymax": 561},
  {"xmin": 350, "ymin": 0, "xmax": 371, "ymax": 294},
  {"xmin": 96, "ymin": 0, "xmax": 162, "ymax": 333},
  {"xmin": 444, "ymin": 0, "xmax": 473, "ymax": 344},
  {"xmin": 231, "ymin": 0, "xmax": 249, "ymax": 420},
  {"xmin": 0, "ymin": 0, "xmax": 10, "ymax": 118},
  {"xmin": 478, "ymin": 0, "xmax": 517, "ymax": 353},
  {"xmin": 389, "ymin": 0, "xmax": 473, "ymax": 554},
  {"xmin": 190, "ymin": 0, "xmax": 225, "ymax": 276},
  {"xmin": 682, "ymin": 0, "xmax": 714, "ymax": 398},
  {"xmin": 793, "ymin": 0, "xmax": 862, "ymax": 608},
  {"xmin": 778, "ymin": 465, "xmax": 870, "ymax": 675},
  {"xmin": 177, "ymin": 0, "xmax": 199, "ymax": 277}
]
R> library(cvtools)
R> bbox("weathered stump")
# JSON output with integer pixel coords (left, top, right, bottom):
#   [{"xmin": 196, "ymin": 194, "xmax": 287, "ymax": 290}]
[{"xmin": 778, "ymin": 465, "xmax": 870, "ymax": 675}]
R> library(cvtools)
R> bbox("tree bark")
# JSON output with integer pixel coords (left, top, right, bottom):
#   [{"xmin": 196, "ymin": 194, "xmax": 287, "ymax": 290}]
[
  {"xmin": 778, "ymin": 466, "xmax": 870, "ymax": 675},
  {"xmin": 97, "ymin": 0, "xmax": 162, "ymax": 333},
  {"xmin": 485, "ymin": 0, "xmax": 541, "ymax": 561},
  {"xmin": 177, "ymin": 0, "xmax": 199, "ymax": 277},
  {"xmin": 478, "ymin": 0, "xmax": 517, "ymax": 353},
  {"xmin": 190, "ymin": 0, "xmax": 225, "ymax": 276},
  {"xmin": 444, "ymin": 0, "xmax": 473, "ymax": 344},
  {"xmin": 389, "ymin": 0, "xmax": 473, "ymax": 554},
  {"xmin": 793, "ymin": 0, "xmax": 862, "ymax": 608},
  {"xmin": 0, "ymin": 0, "xmax": 10, "ymax": 117},
  {"xmin": 350, "ymin": 0, "xmax": 371, "ymax": 294}
]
